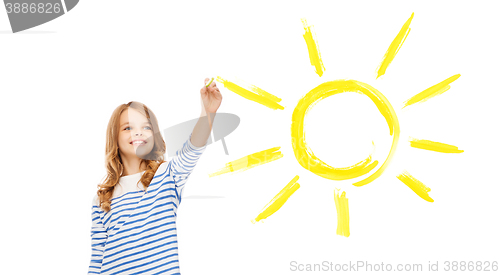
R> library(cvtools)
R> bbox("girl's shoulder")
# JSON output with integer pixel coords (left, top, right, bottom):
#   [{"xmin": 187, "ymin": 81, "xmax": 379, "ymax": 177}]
[
  {"xmin": 92, "ymin": 194, "xmax": 100, "ymax": 208},
  {"xmin": 156, "ymin": 160, "xmax": 170, "ymax": 175}
]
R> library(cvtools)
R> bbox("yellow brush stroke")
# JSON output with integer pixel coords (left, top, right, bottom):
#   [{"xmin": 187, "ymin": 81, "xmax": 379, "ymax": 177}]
[
  {"xmin": 334, "ymin": 189, "xmax": 350, "ymax": 237},
  {"xmin": 330, "ymin": 156, "xmax": 379, "ymax": 179},
  {"xmin": 209, "ymin": 147, "xmax": 284, "ymax": 177},
  {"xmin": 409, "ymin": 137, "xmax": 464, "ymax": 153},
  {"xmin": 291, "ymin": 80, "xmax": 400, "ymax": 186},
  {"xmin": 216, "ymin": 76, "xmax": 284, "ymax": 110},
  {"xmin": 396, "ymin": 171, "xmax": 434, "ymax": 202},
  {"xmin": 301, "ymin": 18, "xmax": 325, "ymax": 77},
  {"xmin": 403, "ymin": 74, "xmax": 461, "ymax": 108},
  {"xmin": 376, "ymin": 13, "xmax": 414, "ymax": 79},
  {"xmin": 252, "ymin": 175, "xmax": 300, "ymax": 223}
]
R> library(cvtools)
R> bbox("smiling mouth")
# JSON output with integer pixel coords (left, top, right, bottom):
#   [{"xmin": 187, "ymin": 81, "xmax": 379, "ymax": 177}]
[{"xmin": 131, "ymin": 141, "xmax": 147, "ymax": 146}]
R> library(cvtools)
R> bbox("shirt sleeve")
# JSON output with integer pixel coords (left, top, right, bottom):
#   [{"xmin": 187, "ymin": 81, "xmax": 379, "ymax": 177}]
[
  {"xmin": 169, "ymin": 132, "xmax": 207, "ymax": 205},
  {"xmin": 88, "ymin": 195, "xmax": 108, "ymax": 274}
]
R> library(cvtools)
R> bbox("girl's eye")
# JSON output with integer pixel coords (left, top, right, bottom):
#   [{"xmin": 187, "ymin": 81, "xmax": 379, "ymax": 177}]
[{"xmin": 124, "ymin": 126, "xmax": 152, "ymax": 130}]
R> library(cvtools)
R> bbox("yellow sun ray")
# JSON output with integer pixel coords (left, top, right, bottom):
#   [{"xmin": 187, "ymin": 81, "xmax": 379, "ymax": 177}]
[
  {"xmin": 301, "ymin": 18, "xmax": 325, "ymax": 77},
  {"xmin": 402, "ymin": 74, "xmax": 461, "ymax": 108},
  {"xmin": 396, "ymin": 171, "xmax": 434, "ymax": 202},
  {"xmin": 376, "ymin": 12, "xmax": 414, "ymax": 79},
  {"xmin": 334, "ymin": 189, "xmax": 350, "ymax": 237},
  {"xmin": 251, "ymin": 175, "xmax": 300, "ymax": 223},
  {"xmin": 216, "ymin": 76, "xmax": 285, "ymax": 110},
  {"xmin": 409, "ymin": 137, "xmax": 464, "ymax": 153},
  {"xmin": 209, "ymin": 147, "xmax": 283, "ymax": 177}
]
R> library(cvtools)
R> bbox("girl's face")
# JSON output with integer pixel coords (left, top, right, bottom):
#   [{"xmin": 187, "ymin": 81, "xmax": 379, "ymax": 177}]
[{"xmin": 118, "ymin": 108, "xmax": 155, "ymax": 160}]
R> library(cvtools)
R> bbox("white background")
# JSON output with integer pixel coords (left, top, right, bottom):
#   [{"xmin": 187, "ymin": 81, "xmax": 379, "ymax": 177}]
[{"xmin": 1, "ymin": 0, "xmax": 499, "ymax": 274}]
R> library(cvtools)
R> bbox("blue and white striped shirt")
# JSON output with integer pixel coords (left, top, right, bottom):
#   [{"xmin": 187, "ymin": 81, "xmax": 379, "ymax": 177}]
[{"xmin": 89, "ymin": 135, "xmax": 207, "ymax": 275}]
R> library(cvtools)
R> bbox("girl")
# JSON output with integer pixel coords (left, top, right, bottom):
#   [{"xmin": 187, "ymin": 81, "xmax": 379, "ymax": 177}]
[{"xmin": 88, "ymin": 78, "xmax": 222, "ymax": 275}]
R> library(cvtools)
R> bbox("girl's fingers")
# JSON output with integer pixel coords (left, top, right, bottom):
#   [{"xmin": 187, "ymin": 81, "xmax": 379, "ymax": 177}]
[{"xmin": 208, "ymin": 87, "xmax": 220, "ymax": 93}]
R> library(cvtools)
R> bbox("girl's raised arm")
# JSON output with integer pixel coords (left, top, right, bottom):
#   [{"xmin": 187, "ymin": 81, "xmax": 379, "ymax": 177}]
[{"xmin": 169, "ymin": 77, "xmax": 222, "ymax": 204}]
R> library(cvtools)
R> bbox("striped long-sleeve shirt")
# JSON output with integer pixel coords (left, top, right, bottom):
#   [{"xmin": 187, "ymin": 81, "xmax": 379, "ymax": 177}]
[{"xmin": 88, "ymin": 134, "xmax": 207, "ymax": 275}]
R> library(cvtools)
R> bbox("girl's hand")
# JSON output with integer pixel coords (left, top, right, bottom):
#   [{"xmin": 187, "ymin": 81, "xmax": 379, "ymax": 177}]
[{"xmin": 200, "ymin": 77, "xmax": 223, "ymax": 114}]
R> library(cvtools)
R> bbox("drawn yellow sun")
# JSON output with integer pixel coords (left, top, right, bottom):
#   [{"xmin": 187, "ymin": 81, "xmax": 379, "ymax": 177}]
[{"xmin": 209, "ymin": 12, "xmax": 462, "ymax": 237}]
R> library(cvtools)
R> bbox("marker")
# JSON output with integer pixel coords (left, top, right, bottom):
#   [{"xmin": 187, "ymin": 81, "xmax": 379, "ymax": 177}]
[{"xmin": 205, "ymin": 77, "xmax": 214, "ymax": 87}]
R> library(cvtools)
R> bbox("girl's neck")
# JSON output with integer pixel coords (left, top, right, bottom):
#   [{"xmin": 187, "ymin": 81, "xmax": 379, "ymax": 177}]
[{"xmin": 121, "ymin": 158, "xmax": 148, "ymax": 176}]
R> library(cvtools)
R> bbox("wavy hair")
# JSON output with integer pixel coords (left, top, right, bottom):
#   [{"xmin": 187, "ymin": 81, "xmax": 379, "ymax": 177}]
[{"xmin": 97, "ymin": 101, "xmax": 167, "ymax": 212}]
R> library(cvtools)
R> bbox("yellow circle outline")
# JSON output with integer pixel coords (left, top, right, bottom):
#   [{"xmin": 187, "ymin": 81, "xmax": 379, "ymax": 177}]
[{"xmin": 291, "ymin": 79, "xmax": 400, "ymax": 186}]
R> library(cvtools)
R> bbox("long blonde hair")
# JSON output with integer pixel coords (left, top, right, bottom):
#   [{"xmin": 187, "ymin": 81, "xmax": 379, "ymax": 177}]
[{"xmin": 97, "ymin": 101, "xmax": 167, "ymax": 212}]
